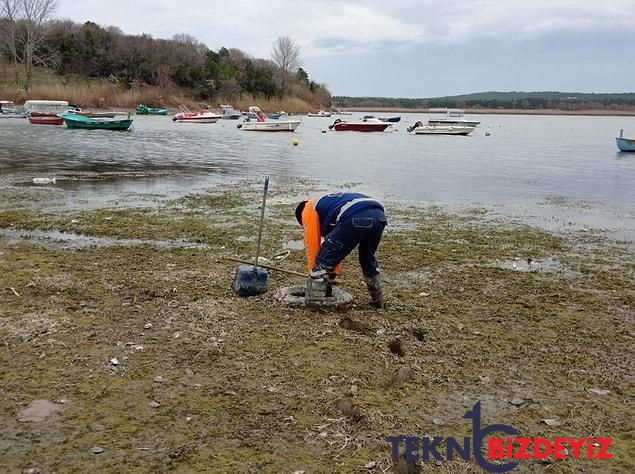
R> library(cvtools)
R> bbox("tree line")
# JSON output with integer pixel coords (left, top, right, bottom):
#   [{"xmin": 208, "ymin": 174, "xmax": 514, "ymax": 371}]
[
  {"xmin": 0, "ymin": 0, "xmax": 331, "ymax": 105},
  {"xmin": 334, "ymin": 92, "xmax": 635, "ymax": 111}
]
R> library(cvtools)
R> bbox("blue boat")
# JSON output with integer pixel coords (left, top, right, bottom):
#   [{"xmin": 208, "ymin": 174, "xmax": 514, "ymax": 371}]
[{"xmin": 616, "ymin": 129, "xmax": 635, "ymax": 152}]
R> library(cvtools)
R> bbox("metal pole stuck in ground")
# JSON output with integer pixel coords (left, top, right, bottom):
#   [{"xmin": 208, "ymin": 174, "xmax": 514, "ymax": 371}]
[{"xmin": 232, "ymin": 177, "xmax": 271, "ymax": 297}]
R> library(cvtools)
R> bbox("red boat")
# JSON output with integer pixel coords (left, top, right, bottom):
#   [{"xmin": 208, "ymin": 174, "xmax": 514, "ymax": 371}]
[
  {"xmin": 28, "ymin": 113, "xmax": 64, "ymax": 125},
  {"xmin": 328, "ymin": 117, "xmax": 391, "ymax": 132}
]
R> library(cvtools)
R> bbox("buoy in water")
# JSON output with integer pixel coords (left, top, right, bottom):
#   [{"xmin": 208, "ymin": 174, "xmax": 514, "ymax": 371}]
[
  {"xmin": 322, "ymin": 129, "xmax": 327, "ymax": 133},
  {"xmin": 292, "ymin": 138, "xmax": 299, "ymax": 146},
  {"xmin": 485, "ymin": 131, "xmax": 491, "ymax": 136}
]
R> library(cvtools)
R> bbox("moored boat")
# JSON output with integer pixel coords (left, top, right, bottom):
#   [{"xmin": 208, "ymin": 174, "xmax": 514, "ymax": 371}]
[
  {"xmin": 428, "ymin": 108, "xmax": 480, "ymax": 127},
  {"xmin": 58, "ymin": 112, "xmax": 133, "ymax": 130},
  {"xmin": 0, "ymin": 101, "xmax": 26, "ymax": 118},
  {"xmin": 328, "ymin": 117, "xmax": 392, "ymax": 132},
  {"xmin": 136, "ymin": 104, "xmax": 168, "ymax": 115},
  {"xmin": 616, "ymin": 129, "xmax": 635, "ymax": 152},
  {"xmin": 28, "ymin": 113, "xmax": 64, "ymax": 125},
  {"xmin": 407, "ymin": 121, "xmax": 474, "ymax": 136},
  {"xmin": 237, "ymin": 106, "xmax": 301, "ymax": 132},
  {"xmin": 173, "ymin": 106, "xmax": 221, "ymax": 123},
  {"xmin": 220, "ymin": 104, "xmax": 241, "ymax": 120},
  {"xmin": 308, "ymin": 110, "xmax": 332, "ymax": 117},
  {"xmin": 335, "ymin": 108, "xmax": 353, "ymax": 115}
]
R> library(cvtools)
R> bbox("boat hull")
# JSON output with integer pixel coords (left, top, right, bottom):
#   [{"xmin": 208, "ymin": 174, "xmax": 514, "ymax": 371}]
[
  {"xmin": 28, "ymin": 115, "xmax": 63, "ymax": 125},
  {"xmin": 616, "ymin": 137, "xmax": 635, "ymax": 152},
  {"xmin": 333, "ymin": 123, "xmax": 391, "ymax": 132},
  {"xmin": 240, "ymin": 120, "xmax": 301, "ymax": 132},
  {"xmin": 59, "ymin": 113, "xmax": 133, "ymax": 130},
  {"xmin": 413, "ymin": 125, "xmax": 474, "ymax": 136},
  {"xmin": 174, "ymin": 117, "xmax": 219, "ymax": 123},
  {"xmin": 428, "ymin": 119, "xmax": 480, "ymax": 127}
]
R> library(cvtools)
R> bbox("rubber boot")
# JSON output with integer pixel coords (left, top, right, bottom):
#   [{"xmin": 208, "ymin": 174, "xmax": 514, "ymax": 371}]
[
  {"xmin": 364, "ymin": 274, "xmax": 384, "ymax": 308},
  {"xmin": 305, "ymin": 270, "xmax": 329, "ymax": 309}
]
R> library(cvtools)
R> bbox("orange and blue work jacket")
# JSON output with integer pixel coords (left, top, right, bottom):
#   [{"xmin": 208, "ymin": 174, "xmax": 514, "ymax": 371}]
[{"xmin": 301, "ymin": 192, "xmax": 384, "ymax": 272}]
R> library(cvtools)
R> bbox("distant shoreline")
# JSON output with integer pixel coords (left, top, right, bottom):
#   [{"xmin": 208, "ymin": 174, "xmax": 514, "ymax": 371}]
[{"xmin": 343, "ymin": 107, "xmax": 635, "ymax": 117}]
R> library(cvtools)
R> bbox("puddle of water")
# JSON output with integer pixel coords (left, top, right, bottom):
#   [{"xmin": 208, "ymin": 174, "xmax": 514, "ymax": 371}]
[
  {"xmin": 493, "ymin": 257, "xmax": 563, "ymax": 272},
  {"xmin": 0, "ymin": 228, "xmax": 210, "ymax": 250}
]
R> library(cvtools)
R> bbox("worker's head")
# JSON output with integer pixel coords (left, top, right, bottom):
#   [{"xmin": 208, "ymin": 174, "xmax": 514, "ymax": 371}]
[{"xmin": 295, "ymin": 201, "xmax": 307, "ymax": 226}]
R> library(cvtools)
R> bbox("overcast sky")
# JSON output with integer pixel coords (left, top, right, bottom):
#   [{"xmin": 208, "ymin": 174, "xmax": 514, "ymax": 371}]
[{"xmin": 56, "ymin": 0, "xmax": 635, "ymax": 97}]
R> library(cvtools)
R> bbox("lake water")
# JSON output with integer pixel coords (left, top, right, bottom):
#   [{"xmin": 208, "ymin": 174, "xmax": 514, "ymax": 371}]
[{"xmin": 1, "ymin": 113, "xmax": 634, "ymax": 236}]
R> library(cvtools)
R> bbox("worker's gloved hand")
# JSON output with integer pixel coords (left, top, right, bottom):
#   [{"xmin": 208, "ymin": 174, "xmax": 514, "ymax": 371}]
[
  {"xmin": 305, "ymin": 269, "xmax": 329, "ymax": 308},
  {"xmin": 364, "ymin": 274, "xmax": 384, "ymax": 308}
]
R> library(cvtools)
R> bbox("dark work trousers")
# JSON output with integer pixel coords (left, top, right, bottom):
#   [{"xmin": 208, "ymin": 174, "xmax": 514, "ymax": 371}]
[{"xmin": 314, "ymin": 206, "xmax": 387, "ymax": 277}]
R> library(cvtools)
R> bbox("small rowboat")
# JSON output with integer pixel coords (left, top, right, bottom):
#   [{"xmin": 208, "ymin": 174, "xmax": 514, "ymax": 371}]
[
  {"xmin": 136, "ymin": 104, "xmax": 168, "ymax": 115},
  {"xmin": 616, "ymin": 129, "xmax": 635, "ymax": 152},
  {"xmin": 237, "ymin": 106, "xmax": 301, "ymax": 132},
  {"xmin": 407, "ymin": 121, "xmax": 474, "ymax": 136},
  {"xmin": 328, "ymin": 117, "xmax": 392, "ymax": 132},
  {"xmin": 173, "ymin": 106, "xmax": 221, "ymax": 123},
  {"xmin": 58, "ymin": 112, "xmax": 133, "ymax": 131},
  {"xmin": 28, "ymin": 113, "xmax": 63, "ymax": 125}
]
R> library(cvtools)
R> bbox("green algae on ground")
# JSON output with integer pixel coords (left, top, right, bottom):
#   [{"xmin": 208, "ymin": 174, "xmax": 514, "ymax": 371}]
[{"xmin": 0, "ymin": 185, "xmax": 633, "ymax": 473}]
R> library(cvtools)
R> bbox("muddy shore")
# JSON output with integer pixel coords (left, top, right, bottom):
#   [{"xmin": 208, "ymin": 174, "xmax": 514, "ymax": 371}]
[{"xmin": 0, "ymin": 178, "xmax": 633, "ymax": 473}]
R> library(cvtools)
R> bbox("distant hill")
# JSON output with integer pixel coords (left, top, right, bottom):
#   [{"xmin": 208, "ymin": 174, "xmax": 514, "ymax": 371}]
[{"xmin": 333, "ymin": 91, "xmax": 635, "ymax": 111}]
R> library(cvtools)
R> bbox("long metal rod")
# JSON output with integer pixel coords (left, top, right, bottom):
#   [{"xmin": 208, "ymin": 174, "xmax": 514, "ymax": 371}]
[
  {"xmin": 253, "ymin": 176, "xmax": 269, "ymax": 271},
  {"xmin": 224, "ymin": 256, "xmax": 307, "ymax": 278}
]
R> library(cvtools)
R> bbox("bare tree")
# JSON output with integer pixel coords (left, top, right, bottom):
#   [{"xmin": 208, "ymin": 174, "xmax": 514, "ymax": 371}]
[
  {"xmin": 0, "ymin": 0, "xmax": 21, "ymax": 85},
  {"xmin": 19, "ymin": 0, "xmax": 58, "ymax": 90},
  {"xmin": 271, "ymin": 35, "xmax": 301, "ymax": 73},
  {"xmin": 271, "ymin": 35, "xmax": 301, "ymax": 95}
]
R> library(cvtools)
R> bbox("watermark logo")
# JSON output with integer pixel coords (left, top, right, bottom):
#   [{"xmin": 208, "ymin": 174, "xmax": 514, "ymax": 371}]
[{"xmin": 387, "ymin": 401, "xmax": 612, "ymax": 473}]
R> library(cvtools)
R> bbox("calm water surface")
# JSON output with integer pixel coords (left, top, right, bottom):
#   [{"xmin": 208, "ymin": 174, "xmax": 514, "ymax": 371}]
[{"xmin": 1, "ymin": 113, "xmax": 634, "ymax": 225}]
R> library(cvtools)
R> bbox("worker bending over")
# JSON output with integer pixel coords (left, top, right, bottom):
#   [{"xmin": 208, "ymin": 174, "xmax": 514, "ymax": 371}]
[{"xmin": 295, "ymin": 192, "xmax": 387, "ymax": 308}]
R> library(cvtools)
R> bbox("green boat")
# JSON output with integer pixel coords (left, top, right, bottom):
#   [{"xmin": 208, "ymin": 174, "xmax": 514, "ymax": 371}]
[
  {"xmin": 136, "ymin": 104, "xmax": 168, "ymax": 115},
  {"xmin": 58, "ymin": 113, "xmax": 133, "ymax": 131}
]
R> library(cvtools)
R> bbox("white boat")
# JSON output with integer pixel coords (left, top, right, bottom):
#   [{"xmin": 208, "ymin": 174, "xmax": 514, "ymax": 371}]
[
  {"xmin": 407, "ymin": 121, "xmax": 475, "ymax": 136},
  {"xmin": 308, "ymin": 110, "xmax": 332, "ymax": 117},
  {"xmin": 0, "ymin": 101, "xmax": 26, "ymax": 118},
  {"xmin": 220, "ymin": 104, "xmax": 241, "ymax": 120},
  {"xmin": 428, "ymin": 108, "xmax": 480, "ymax": 127},
  {"xmin": 23, "ymin": 100, "xmax": 69, "ymax": 116},
  {"xmin": 173, "ymin": 106, "xmax": 222, "ymax": 123},
  {"xmin": 335, "ymin": 108, "xmax": 353, "ymax": 115},
  {"xmin": 237, "ymin": 106, "xmax": 301, "ymax": 132}
]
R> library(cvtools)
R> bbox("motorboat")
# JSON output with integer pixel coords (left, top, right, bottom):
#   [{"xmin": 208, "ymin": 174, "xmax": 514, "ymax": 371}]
[
  {"xmin": 616, "ymin": 129, "xmax": 635, "ymax": 152},
  {"xmin": 407, "ymin": 121, "xmax": 474, "ymax": 136},
  {"xmin": 328, "ymin": 116, "xmax": 392, "ymax": 132},
  {"xmin": 362, "ymin": 115, "xmax": 401, "ymax": 123},
  {"xmin": 58, "ymin": 112, "xmax": 133, "ymax": 131},
  {"xmin": 308, "ymin": 110, "xmax": 332, "ymax": 117},
  {"xmin": 173, "ymin": 106, "xmax": 221, "ymax": 123},
  {"xmin": 0, "ymin": 101, "xmax": 26, "ymax": 118},
  {"xmin": 335, "ymin": 108, "xmax": 353, "ymax": 115},
  {"xmin": 237, "ymin": 106, "xmax": 301, "ymax": 132},
  {"xmin": 220, "ymin": 104, "xmax": 241, "ymax": 120},
  {"xmin": 428, "ymin": 108, "xmax": 480, "ymax": 127}
]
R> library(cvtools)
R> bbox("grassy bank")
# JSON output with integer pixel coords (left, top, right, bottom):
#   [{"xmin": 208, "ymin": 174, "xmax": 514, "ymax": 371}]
[
  {"xmin": 0, "ymin": 66, "xmax": 317, "ymax": 112},
  {"xmin": 0, "ymin": 181, "xmax": 633, "ymax": 473}
]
